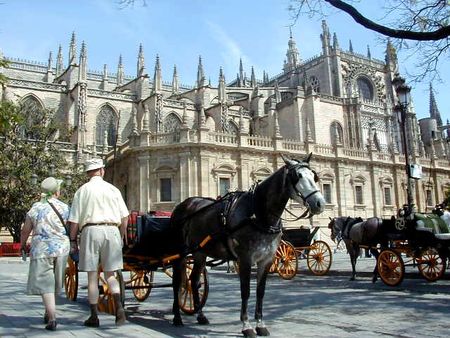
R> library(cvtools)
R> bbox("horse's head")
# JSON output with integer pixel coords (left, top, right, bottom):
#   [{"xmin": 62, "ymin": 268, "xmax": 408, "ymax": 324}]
[
  {"xmin": 328, "ymin": 216, "xmax": 348, "ymax": 243},
  {"xmin": 328, "ymin": 217, "xmax": 337, "ymax": 242},
  {"xmin": 282, "ymin": 153, "xmax": 325, "ymax": 215}
]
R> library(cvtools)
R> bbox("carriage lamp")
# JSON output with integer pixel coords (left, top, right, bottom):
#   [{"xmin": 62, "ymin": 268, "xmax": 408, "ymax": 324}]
[{"xmin": 392, "ymin": 74, "xmax": 413, "ymax": 214}]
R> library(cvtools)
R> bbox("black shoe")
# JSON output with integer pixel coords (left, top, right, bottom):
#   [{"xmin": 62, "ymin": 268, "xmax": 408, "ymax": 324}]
[
  {"xmin": 84, "ymin": 316, "xmax": 99, "ymax": 327},
  {"xmin": 45, "ymin": 320, "xmax": 57, "ymax": 331},
  {"xmin": 43, "ymin": 312, "xmax": 49, "ymax": 324}
]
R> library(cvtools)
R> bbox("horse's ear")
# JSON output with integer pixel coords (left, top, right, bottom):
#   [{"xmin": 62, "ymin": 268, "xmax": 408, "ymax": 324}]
[
  {"xmin": 281, "ymin": 153, "xmax": 296, "ymax": 166},
  {"xmin": 329, "ymin": 217, "xmax": 332, "ymax": 220},
  {"xmin": 304, "ymin": 152, "xmax": 312, "ymax": 163}
]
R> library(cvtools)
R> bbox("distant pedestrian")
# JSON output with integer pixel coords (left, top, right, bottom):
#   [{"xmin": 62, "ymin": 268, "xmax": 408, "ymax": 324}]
[
  {"xmin": 68, "ymin": 158, "xmax": 129, "ymax": 327},
  {"xmin": 20, "ymin": 177, "xmax": 70, "ymax": 331}
]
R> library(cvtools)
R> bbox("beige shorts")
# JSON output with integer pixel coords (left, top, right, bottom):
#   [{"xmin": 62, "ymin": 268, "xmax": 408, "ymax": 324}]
[
  {"xmin": 27, "ymin": 255, "xmax": 68, "ymax": 295},
  {"xmin": 79, "ymin": 225, "xmax": 123, "ymax": 272}
]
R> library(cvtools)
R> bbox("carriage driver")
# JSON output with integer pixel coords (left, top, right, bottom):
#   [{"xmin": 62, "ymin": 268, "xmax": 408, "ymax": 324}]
[{"xmin": 68, "ymin": 158, "xmax": 129, "ymax": 327}]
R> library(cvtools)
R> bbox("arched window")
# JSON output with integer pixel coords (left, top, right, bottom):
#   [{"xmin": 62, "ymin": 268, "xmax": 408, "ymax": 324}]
[
  {"xmin": 163, "ymin": 113, "xmax": 182, "ymax": 132},
  {"xmin": 20, "ymin": 96, "xmax": 45, "ymax": 139},
  {"xmin": 228, "ymin": 121, "xmax": 239, "ymax": 135},
  {"xmin": 96, "ymin": 105, "xmax": 117, "ymax": 146},
  {"xmin": 330, "ymin": 121, "xmax": 343, "ymax": 145},
  {"xmin": 357, "ymin": 77, "xmax": 373, "ymax": 100},
  {"xmin": 309, "ymin": 76, "xmax": 320, "ymax": 93}
]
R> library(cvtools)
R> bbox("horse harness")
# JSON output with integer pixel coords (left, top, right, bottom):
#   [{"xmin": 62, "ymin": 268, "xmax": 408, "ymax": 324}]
[{"xmin": 340, "ymin": 217, "xmax": 363, "ymax": 240}]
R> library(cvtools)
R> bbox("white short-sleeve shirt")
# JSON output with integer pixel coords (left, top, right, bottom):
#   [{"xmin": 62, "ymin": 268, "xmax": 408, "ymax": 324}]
[{"xmin": 68, "ymin": 176, "xmax": 129, "ymax": 230}]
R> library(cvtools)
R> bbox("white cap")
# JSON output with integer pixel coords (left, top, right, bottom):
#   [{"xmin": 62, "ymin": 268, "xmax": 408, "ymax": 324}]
[
  {"xmin": 41, "ymin": 177, "xmax": 62, "ymax": 193},
  {"xmin": 84, "ymin": 158, "xmax": 105, "ymax": 172}
]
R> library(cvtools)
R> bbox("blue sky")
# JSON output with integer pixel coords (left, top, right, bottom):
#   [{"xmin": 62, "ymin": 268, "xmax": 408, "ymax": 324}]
[{"xmin": 0, "ymin": 0, "xmax": 448, "ymax": 122}]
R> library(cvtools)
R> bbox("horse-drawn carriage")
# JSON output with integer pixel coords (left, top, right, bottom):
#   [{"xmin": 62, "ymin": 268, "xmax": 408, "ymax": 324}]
[
  {"xmin": 271, "ymin": 226, "xmax": 332, "ymax": 279},
  {"xmin": 65, "ymin": 154, "xmax": 326, "ymax": 337},
  {"xmin": 329, "ymin": 204, "xmax": 450, "ymax": 287},
  {"xmin": 64, "ymin": 211, "xmax": 209, "ymax": 315}
]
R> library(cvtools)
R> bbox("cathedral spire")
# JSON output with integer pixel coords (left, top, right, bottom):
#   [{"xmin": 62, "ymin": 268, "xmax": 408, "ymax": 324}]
[
  {"xmin": 250, "ymin": 66, "xmax": 256, "ymax": 87},
  {"xmin": 239, "ymin": 58, "xmax": 244, "ymax": 86},
  {"xmin": 349, "ymin": 39, "xmax": 353, "ymax": 53},
  {"xmin": 47, "ymin": 51, "xmax": 53, "ymax": 71},
  {"xmin": 367, "ymin": 45, "xmax": 372, "ymax": 59},
  {"xmin": 78, "ymin": 41, "xmax": 87, "ymax": 82},
  {"xmin": 284, "ymin": 28, "xmax": 300, "ymax": 72},
  {"xmin": 137, "ymin": 43, "xmax": 145, "ymax": 77},
  {"xmin": 117, "ymin": 55, "xmax": 124, "ymax": 86},
  {"xmin": 56, "ymin": 45, "xmax": 63, "ymax": 76},
  {"xmin": 197, "ymin": 56, "xmax": 205, "ymax": 88},
  {"xmin": 102, "ymin": 64, "xmax": 108, "ymax": 81},
  {"xmin": 218, "ymin": 67, "xmax": 226, "ymax": 103},
  {"xmin": 429, "ymin": 83, "xmax": 443, "ymax": 126},
  {"xmin": 153, "ymin": 54, "xmax": 162, "ymax": 92},
  {"xmin": 172, "ymin": 65, "xmax": 179, "ymax": 94},
  {"xmin": 333, "ymin": 32, "xmax": 339, "ymax": 50},
  {"xmin": 320, "ymin": 20, "xmax": 331, "ymax": 55},
  {"xmin": 69, "ymin": 32, "xmax": 77, "ymax": 66},
  {"xmin": 385, "ymin": 39, "xmax": 398, "ymax": 66}
]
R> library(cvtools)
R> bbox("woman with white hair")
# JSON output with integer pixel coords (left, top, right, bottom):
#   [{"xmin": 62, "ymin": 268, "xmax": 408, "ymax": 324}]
[{"xmin": 20, "ymin": 176, "xmax": 70, "ymax": 331}]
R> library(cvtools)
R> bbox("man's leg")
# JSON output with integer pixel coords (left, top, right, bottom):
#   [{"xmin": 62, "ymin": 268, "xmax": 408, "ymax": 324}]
[
  {"xmin": 105, "ymin": 271, "xmax": 126, "ymax": 325},
  {"xmin": 84, "ymin": 271, "xmax": 100, "ymax": 327}
]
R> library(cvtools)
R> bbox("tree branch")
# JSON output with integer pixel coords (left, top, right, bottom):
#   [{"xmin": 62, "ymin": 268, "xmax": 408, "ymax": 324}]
[{"xmin": 325, "ymin": 0, "xmax": 450, "ymax": 40}]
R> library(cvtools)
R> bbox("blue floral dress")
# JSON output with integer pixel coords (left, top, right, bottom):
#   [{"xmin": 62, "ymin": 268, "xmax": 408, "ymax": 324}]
[{"xmin": 27, "ymin": 198, "xmax": 70, "ymax": 259}]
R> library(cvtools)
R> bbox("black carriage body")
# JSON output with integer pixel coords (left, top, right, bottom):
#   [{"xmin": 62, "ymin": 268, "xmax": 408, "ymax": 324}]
[{"xmin": 282, "ymin": 226, "xmax": 319, "ymax": 248}]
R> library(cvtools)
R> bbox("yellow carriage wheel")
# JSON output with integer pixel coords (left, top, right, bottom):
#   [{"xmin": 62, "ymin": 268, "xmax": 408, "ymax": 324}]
[
  {"xmin": 64, "ymin": 256, "xmax": 78, "ymax": 301},
  {"xmin": 307, "ymin": 240, "xmax": 332, "ymax": 276},
  {"xmin": 377, "ymin": 249, "xmax": 405, "ymax": 287}
]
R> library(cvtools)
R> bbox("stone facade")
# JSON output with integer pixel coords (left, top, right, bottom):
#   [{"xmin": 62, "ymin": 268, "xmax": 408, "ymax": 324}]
[{"xmin": 1, "ymin": 22, "xmax": 449, "ymax": 241}]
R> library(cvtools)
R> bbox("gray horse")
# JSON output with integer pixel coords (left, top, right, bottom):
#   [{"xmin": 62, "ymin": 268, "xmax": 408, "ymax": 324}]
[{"xmin": 170, "ymin": 154, "xmax": 326, "ymax": 337}]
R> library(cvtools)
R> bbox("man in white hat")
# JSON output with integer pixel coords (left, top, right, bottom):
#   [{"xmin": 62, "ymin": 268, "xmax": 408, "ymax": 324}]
[
  {"xmin": 68, "ymin": 158, "xmax": 129, "ymax": 327},
  {"xmin": 20, "ymin": 176, "xmax": 70, "ymax": 331}
]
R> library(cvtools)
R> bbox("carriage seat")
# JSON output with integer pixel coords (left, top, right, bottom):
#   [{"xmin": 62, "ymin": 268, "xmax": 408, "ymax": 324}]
[
  {"xmin": 138, "ymin": 214, "xmax": 172, "ymax": 240},
  {"xmin": 414, "ymin": 213, "xmax": 450, "ymax": 240}
]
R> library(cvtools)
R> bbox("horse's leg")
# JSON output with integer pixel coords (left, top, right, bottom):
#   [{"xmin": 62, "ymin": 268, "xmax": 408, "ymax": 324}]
[
  {"xmin": 370, "ymin": 247, "xmax": 380, "ymax": 283},
  {"xmin": 172, "ymin": 257, "xmax": 184, "ymax": 326},
  {"xmin": 254, "ymin": 260, "xmax": 271, "ymax": 336},
  {"xmin": 239, "ymin": 260, "xmax": 256, "ymax": 338},
  {"xmin": 349, "ymin": 244, "xmax": 359, "ymax": 281},
  {"xmin": 191, "ymin": 254, "xmax": 209, "ymax": 325}
]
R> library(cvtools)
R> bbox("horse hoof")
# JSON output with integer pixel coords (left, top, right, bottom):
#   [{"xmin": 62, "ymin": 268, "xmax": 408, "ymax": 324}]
[
  {"xmin": 173, "ymin": 317, "xmax": 184, "ymax": 327},
  {"xmin": 256, "ymin": 326, "xmax": 270, "ymax": 336},
  {"xmin": 197, "ymin": 314, "xmax": 209, "ymax": 325},
  {"xmin": 349, "ymin": 277, "xmax": 355, "ymax": 281},
  {"xmin": 242, "ymin": 328, "xmax": 257, "ymax": 338},
  {"xmin": 372, "ymin": 276, "xmax": 378, "ymax": 283}
]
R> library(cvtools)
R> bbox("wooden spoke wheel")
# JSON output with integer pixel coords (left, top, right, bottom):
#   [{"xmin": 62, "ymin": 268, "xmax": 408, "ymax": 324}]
[
  {"xmin": 275, "ymin": 241, "xmax": 298, "ymax": 280},
  {"xmin": 129, "ymin": 270, "xmax": 153, "ymax": 301},
  {"xmin": 64, "ymin": 256, "xmax": 78, "ymax": 301},
  {"xmin": 179, "ymin": 258, "xmax": 209, "ymax": 315},
  {"xmin": 307, "ymin": 240, "xmax": 332, "ymax": 276},
  {"xmin": 377, "ymin": 249, "xmax": 405, "ymax": 287},
  {"xmin": 417, "ymin": 249, "xmax": 446, "ymax": 282},
  {"xmin": 97, "ymin": 269, "xmax": 125, "ymax": 315}
]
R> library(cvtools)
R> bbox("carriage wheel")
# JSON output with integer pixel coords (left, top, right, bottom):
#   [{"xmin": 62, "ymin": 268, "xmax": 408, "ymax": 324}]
[
  {"xmin": 179, "ymin": 258, "xmax": 209, "ymax": 315},
  {"xmin": 130, "ymin": 270, "xmax": 153, "ymax": 301},
  {"xmin": 275, "ymin": 241, "xmax": 298, "ymax": 280},
  {"xmin": 64, "ymin": 256, "xmax": 78, "ymax": 301},
  {"xmin": 417, "ymin": 249, "xmax": 446, "ymax": 282},
  {"xmin": 97, "ymin": 269, "xmax": 125, "ymax": 315},
  {"xmin": 307, "ymin": 240, "xmax": 332, "ymax": 276},
  {"xmin": 377, "ymin": 249, "xmax": 405, "ymax": 287}
]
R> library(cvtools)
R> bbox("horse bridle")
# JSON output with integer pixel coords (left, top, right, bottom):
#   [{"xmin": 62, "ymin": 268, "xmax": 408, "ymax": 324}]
[{"xmin": 287, "ymin": 163, "xmax": 321, "ymax": 204}]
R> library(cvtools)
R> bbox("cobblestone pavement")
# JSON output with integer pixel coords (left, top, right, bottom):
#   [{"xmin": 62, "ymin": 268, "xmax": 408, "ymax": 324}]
[{"xmin": 1, "ymin": 252, "xmax": 450, "ymax": 337}]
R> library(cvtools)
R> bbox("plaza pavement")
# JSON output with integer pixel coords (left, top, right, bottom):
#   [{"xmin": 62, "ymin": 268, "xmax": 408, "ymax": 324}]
[{"xmin": 1, "ymin": 251, "xmax": 450, "ymax": 337}]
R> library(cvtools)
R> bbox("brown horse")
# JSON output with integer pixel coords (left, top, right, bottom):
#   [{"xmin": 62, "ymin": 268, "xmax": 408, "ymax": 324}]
[
  {"xmin": 170, "ymin": 154, "xmax": 326, "ymax": 337},
  {"xmin": 328, "ymin": 216, "xmax": 384, "ymax": 282}
]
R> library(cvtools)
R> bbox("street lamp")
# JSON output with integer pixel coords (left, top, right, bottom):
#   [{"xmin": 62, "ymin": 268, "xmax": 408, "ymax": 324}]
[{"xmin": 392, "ymin": 74, "xmax": 413, "ymax": 214}]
